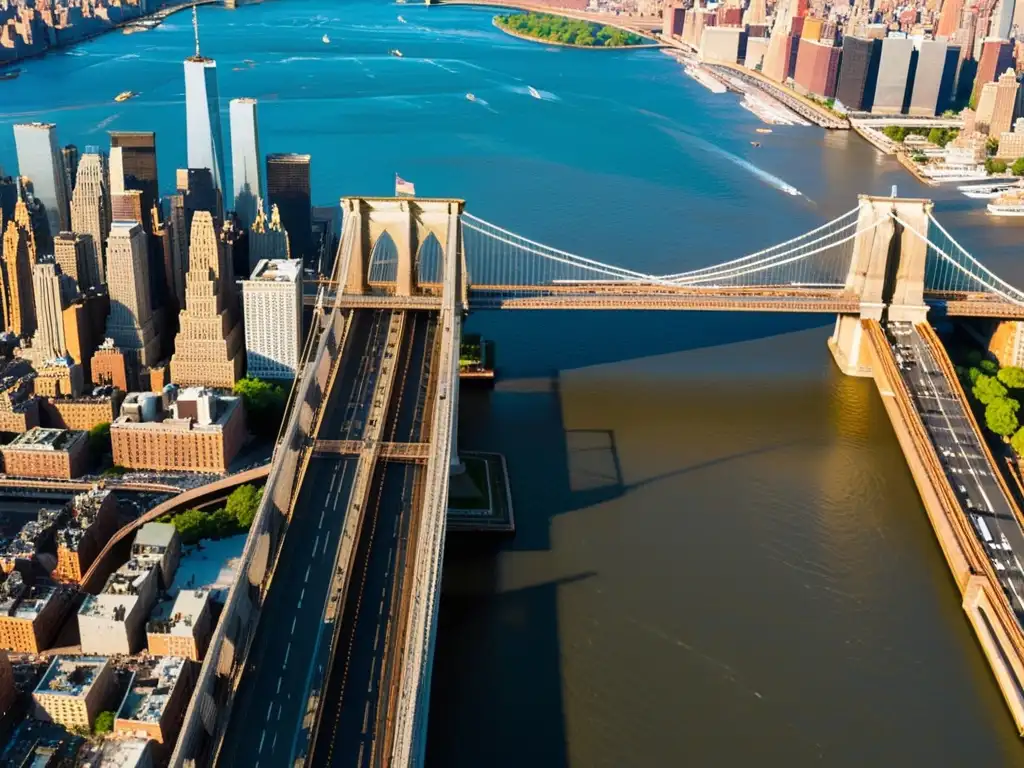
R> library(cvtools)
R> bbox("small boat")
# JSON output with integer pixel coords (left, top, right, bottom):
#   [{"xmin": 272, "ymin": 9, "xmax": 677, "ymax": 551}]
[
  {"xmin": 0, "ymin": 68, "xmax": 20, "ymax": 81},
  {"xmin": 527, "ymin": 86, "xmax": 541, "ymax": 99},
  {"xmin": 243, "ymin": 59, "xmax": 256, "ymax": 65},
  {"xmin": 398, "ymin": 15, "xmax": 406, "ymax": 22},
  {"xmin": 466, "ymin": 93, "xmax": 476, "ymax": 102},
  {"xmin": 755, "ymin": 128, "xmax": 772, "ymax": 134},
  {"xmin": 390, "ymin": 49, "xmax": 404, "ymax": 57},
  {"xmin": 322, "ymin": 34, "xmax": 330, "ymax": 44},
  {"xmin": 750, "ymin": 141, "xmax": 761, "ymax": 147},
  {"xmin": 114, "ymin": 91, "xmax": 137, "ymax": 103}
]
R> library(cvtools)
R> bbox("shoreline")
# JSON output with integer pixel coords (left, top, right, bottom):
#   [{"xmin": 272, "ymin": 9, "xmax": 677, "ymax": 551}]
[
  {"xmin": 490, "ymin": 15, "xmax": 664, "ymax": 50},
  {"xmin": 436, "ymin": 0, "xmax": 660, "ymax": 42}
]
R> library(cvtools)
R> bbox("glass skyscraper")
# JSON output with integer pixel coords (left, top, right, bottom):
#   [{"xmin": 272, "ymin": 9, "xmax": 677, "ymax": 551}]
[
  {"xmin": 184, "ymin": 47, "xmax": 226, "ymax": 197},
  {"xmin": 266, "ymin": 154, "xmax": 312, "ymax": 267},
  {"xmin": 13, "ymin": 123, "xmax": 70, "ymax": 248},
  {"xmin": 229, "ymin": 98, "xmax": 263, "ymax": 229}
]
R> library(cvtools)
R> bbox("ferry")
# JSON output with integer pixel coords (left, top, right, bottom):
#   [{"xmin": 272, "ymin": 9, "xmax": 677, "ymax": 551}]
[
  {"xmin": 466, "ymin": 93, "xmax": 476, "ymax": 102},
  {"xmin": 987, "ymin": 188, "xmax": 1024, "ymax": 216},
  {"xmin": 0, "ymin": 68, "xmax": 20, "ymax": 81},
  {"xmin": 322, "ymin": 34, "xmax": 330, "ymax": 44},
  {"xmin": 114, "ymin": 91, "xmax": 137, "ymax": 103},
  {"xmin": 390, "ymin": 49, "xmax": 404, "ymax": 58},
  {"xmin": 683, "ymin": 65, "xmax": 726, "ymax": 95},
  {"xmin": 755, "ymin": 128, "xmax": 773, "ymax": 134},
  {"xmin": 958, "ymin": 180, "xmax": 1020, "ymax": 199},
  {"xmin": 528, "ymin": 86, "xmax": 541, "ymax": 99}
]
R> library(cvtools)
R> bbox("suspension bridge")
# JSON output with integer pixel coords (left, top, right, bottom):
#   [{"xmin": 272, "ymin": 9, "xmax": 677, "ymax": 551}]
[{"xmin": 174, "ymin": 194, "xmax": 1024, "ymax": 768}]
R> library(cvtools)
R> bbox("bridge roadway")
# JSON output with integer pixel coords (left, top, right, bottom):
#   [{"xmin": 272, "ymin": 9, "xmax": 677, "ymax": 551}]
[
  {"xmin": 310, "ymin": 310, "xmax": 439, "ymax": 766},
  {"xmin": 217, "ymin": 309, "xmax": 395, "ymax": 768}
]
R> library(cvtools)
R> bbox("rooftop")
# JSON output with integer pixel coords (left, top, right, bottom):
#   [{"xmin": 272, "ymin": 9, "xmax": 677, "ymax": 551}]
[
  {"xmin": 0, "ymin": 575, "xmax": 60, "ymax": 620},
  {"xmin": 249, "ymin": 258, "xmax": 302, "ymax": 283},
  {"xmin": 90, "ymin": 737, "xmax": 151, "ymax": 768},
  {"xmin": 5, "ymin": 427, "xmax": 85, "ymax": 452},
  {"xmin": 148, "ymin": 589, "xmax": 210, "ymax": 636},
  {"xmin": 117, "ymin": 656, "xmax": 186, "ymax": 724},
  {"xmin": 78, "ymin": 592, "xmax": 139, "ymax": 622},
  {"xmin": 133, "ymin": 522, "xmax": 176, "ymax": 550},
  {"xmin": 35, "ymin": 655, "xmax": 108, "ymax": 698},
  {"xmin": 104, "ymin": 561, "xmax": 155, "ymax": 595},
  {"xmin": 112, "ymin": 393, "xmax": 240, "ymax": 434}
]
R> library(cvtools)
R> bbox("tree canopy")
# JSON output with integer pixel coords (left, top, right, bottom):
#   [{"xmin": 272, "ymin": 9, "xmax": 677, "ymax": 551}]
[
  {"xmin": 165, "ymin": 484, "xmax": 263, "ymax": 544},
  {"xmin": 94, "ymin": 711, "xmax": 116, "ymax": 734},
  {"xmin": 496, "ymin": 13, "xmax": 644, "ymax": 47},
  {"xmin": 986, "ymin": 396, "xmax": 1020, "ymax": 437},
  {"xmin": 973, "ymin": 374, "xmax": 1008, "ymax": 405},
  {"xmin": 1011, "ymin": 427, "xmax": 1024, "ymax": 456},
  {"xmin": 998, "ymin": 366, "xmax": 1024, "ymax": 389},
  {"xmin": 225, "ymin": 483, "xmax": 263, "ymax": 529},
  {"xmin": 234, "ymin": 376, "xmax": 287, "ymax": 438},
  {"xmin": 986, "ymin": 157, "xmax": 1008, "ymax": 175},
  {"xmin": 1013, "ymin": 157, "xmax": 1024, "ymax": 177},
  {"xmin": 980, "ymin": 359, "xmax": 999, "ymax": 375},
  {"xmin": 88, "ymin": 422, "xmax": 111, "ymax": 460}
]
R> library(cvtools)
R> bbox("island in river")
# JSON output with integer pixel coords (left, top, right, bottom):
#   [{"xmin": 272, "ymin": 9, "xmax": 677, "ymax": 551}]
[{"xmin": 494, "ymin": 12, "xmax": 645, "ymax": 47}]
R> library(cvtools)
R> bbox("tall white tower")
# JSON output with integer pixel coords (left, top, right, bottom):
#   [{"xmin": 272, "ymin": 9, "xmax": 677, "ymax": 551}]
[
  {"xmin": 184, "ymin": 5, "xmax": 226, "ymax": 194},
  {"xmin": 229, "ymin": 98, "xmax": 263, "ymax": 228}
]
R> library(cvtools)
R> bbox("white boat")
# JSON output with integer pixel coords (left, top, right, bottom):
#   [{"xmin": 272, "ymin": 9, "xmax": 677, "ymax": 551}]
[
  {"xmin": 398, "ymin": 15, "xmax": 406, "ymax": 22},
  {"xmin": 683, "ymin": 65, "xmax": 727, "ymax": 95},
  {"xmin": 322, "ymin": 34, "xmax": 330, "ymax": 44},
  {"xmin": 988, "ymin": 188, "xmax": 1024, "ymax": 216},
  {"xmin": 466, "ymin": 93, "xmax": 476, "ymax": 102},
  {"xmin": 958, "ymin": 180, "xmax": 1019, "ymax": 199},
  {"xmin": 390, "ymin": 49, "xmax": 403, "ymax": 58},
  {"xmin": 527, "ymin": 86, "xmax": 541, "ymax": 99}
]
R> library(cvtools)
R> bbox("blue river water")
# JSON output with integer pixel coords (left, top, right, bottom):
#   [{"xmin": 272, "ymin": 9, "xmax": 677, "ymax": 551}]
[{"xmin": 4, "ymin": 2, "xmax": 1024, "ymax": 765}]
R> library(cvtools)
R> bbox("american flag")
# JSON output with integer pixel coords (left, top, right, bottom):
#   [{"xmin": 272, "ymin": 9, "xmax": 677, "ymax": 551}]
[{"xmin": 395, "ymin": 174, "xmax": 416, "ymax": 197}]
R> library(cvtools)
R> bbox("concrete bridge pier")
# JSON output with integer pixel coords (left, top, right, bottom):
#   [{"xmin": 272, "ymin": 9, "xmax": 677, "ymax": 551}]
[{"xmin": 828, "ymin": 194, "xmax": 932, "ymax": 377}]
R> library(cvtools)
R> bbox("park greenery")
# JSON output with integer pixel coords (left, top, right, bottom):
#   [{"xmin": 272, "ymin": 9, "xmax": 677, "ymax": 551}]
[
  {"xmin": 93, "ymin": 711, "xmax": 116, "ymax": 735},
  {"xmin": 882, "ymin": 125, "xmax": 959, "ymax": 147},
  {"xmin": 956, "ymin": 348, "xmax": 1024, "ymax": 453},
  {"xmin": 495, "ymin": 12, "xmax": 644, "ymax": 47},
  {"xmin": 162, "ymin": 483, "xmax": 263, "ymax": 545},
  {"xmin": 234, "ymin": 376, "xmax": 287, "ymax": 438}
]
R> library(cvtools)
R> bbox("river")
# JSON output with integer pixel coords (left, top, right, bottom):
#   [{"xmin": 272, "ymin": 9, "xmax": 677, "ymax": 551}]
[{"xmin": 2, "ymin": 1, "xmax": 1024, "ymax": 764}]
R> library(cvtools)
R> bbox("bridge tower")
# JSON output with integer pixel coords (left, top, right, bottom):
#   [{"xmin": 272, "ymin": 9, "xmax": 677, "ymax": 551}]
[
  {"xmin": 828, "ymin": 194, "xmax": 932, "ymax": 377},
  {"xmin": 337, "ymin": 197, "xmax": 466, "ymax": 472}
]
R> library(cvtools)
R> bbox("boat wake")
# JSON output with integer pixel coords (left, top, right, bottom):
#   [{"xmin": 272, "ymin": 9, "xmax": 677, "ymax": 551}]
[
  {"xmin": 279, "ymin": 56, "xmax": 325, "ymax": 64},
  {"xmin": 422, "ymin": 58, "xmax": 458, "ymax": 74},
  {"xmin": 508, "ymin": 85, "xmax": 556, "ymax": 101},
  {"xmin": 663, "ymin": 127, "xmax": 801, "ymax": 197}
]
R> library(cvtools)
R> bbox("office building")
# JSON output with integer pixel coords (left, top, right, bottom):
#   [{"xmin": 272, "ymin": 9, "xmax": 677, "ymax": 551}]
[
  {"xmin": 0, "ymin": 375, "xmax": 40, "ymax": 434},
  {"xmin": 115, "ymin": 656, "xmax": 195, "ymax": 745},
  {"xmin": 699, "ymin": 26, "xmax": 745, "ymax": 64},
  {"xmin": 109, "ymin": 146, "xmax": 125, "ymax": 196},
  {"xmin": 248, "ymin": 201, "xmax": 290, "ymax": 271},
  {"xmin": 909, "ymin": 40, "xmax": 959, "ymax": 115},
  {"xmin": 761, "ymin": 0, "xmax": 795, "ymax": 82},
  {"xmin": 131, "ymin": 522, "xmax": 181, "ymax": 588},
  {"xmin": 792, "ymin": 39, "xmax": 841, "ymax": 99},
  {"xmin": 147, "ymin": 589, "xmax": 213, "ymax": 661},
  {"xmin": 0, "ymin": 574, "xmax": 73, "ymax": 652},
  {"xmin": 872, "ymin": 37, "xmax": 916, "ymax": 114},
  {"xmin": 170, "ymin": 212, "xmax": 244, "ymax": 388},
  {"xmin": 184, "ymin": 9, "xmax": 226, "ymax": 194},
  {"xmin": 997, "ymin": 117, "xmax": 1024, "ymax": 158},
  {"xmin": 53, "ymin": 489, "xmax": 119, "ymax": 584},
  {"xmin": 0, "ymin": 174, "xmax": 17, "ymax": 225},
  {"xmin": 0, "ymin": 504, "xmax": 69, "ymax": 576},
  {"xmin": 112, "ymin": 189, "xmax": 146, "ymax": 225},
  {"xmin": 111, "ymin": 387, "xmax": 245, "ymax": 473},
  {"xmin": 13, "ymin": 123, "xmax": 68, "ymax": 246},
  {"xmin": 836, "ymin": 37, "xmax": 881, "ymax": 112},
  {"xmin": 12, "ymin": 198, "xmax": 38, "ymax": 264},
  {"xmin": 61, "ymin": 145, "xmax": 79, "ymax": 204},
  {"xmin": 243, "ymin": 259, "xmax": 303, "ymax": 380},
  {"xmin": 79, "ymin": 562, "xmax": 158, "ymax": 655},
  {"xmin": 53, "ymin": 232, "xmax": 88, "ymax": 290},
  {"xmin": 109, "ymin": 132, "xmax": 159, "ymax": 233},
  {"xmin": 104, "ymin": 221, "xmax": 161, "ymax": 382},
  {"xmin": 977, "ymin": 80, "xmax": 999, "ymax": 131},
  {"xmin": 33, "ymin": 358, "xmax": 85, "ymax": 399},
  {"xmin": 266, "ymin": 153, "xmax": 312, "ymax": 265},
  {"xmin": 1, "ymin": 427, "xmax": 89, "ymax": 479},
  {"xmin": 229, "ymin": 98, "xmax": 262, "ymax": 228},
  {"xmin": 70, "ymin": 151, "xmax": 111, "ymax": 289},
  {"xmin": 62, "ymin": 291, "xmax": 109, "ymax": 385},
  {"xmin": 0, "ymin": 650, "xmax": 15, "ymax": 717},
  {"xmin": 973, "ymin": 38, "xmax": 1014, "ymax": 104},
  {"xmin": 743, "ymin": 0, "xmax": 767, "ymax": 26},
  {"xmin": 30, "ymin": 262, "xmax": 76, "ymax": 362},
  {"xmin": 990, "ymin": 68, "xmax": 1019, "ymax": 138},
  {"xmin": 2, "ymin": 219, "xmax": 35, "ymax": 338},
  {"xmin": 33, "ymin": 656, "xmax": 115, "ymax": 730}
]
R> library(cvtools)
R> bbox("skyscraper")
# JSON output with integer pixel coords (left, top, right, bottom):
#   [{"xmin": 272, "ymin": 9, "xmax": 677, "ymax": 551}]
[
  {"xmin": 248, "ymin": 201, "xmax": 290, "ymax": 273},
  {"xmin": 937, "ymin": 0, "xmax": 965, "ymax": 37},
  {"xmin": 104, "ymin": 222, "xmax": 160, "ymax": 373},
  {"xmin": 109, "ymin": 132, "xmax": 159, "ymax": 234},
  {"xmin": 761, "ymin": 0, "xmax": 796, "ymax": 82},
  {"xmin": 909, "ymin": 40, "xmax": 959, "ymax": 115},
  {"xmin": 242, "ymin": 259, "xmax": 302, "ymax": 381},
  {"xmin": 989, "ymin": 68, "xmax": 1019, "ymax": 137},
  {"xmin": 266, "ymin": 154, "xmax": 312, "ymax": 266},
  {"xmin": 70, "ymin": 152, "xmax": 111, "ymax": 290},
  {"xmin": 61, "ymin": 145, "xmax": 79, "ymax": 208},
  {"xmin": 872, "ymin": 37, "xmax": 916, "ymax": 114},
  {"xmin": 31, "ymin": 261, "xmax": 76, "ymax": 362},
  {"xmin": 993, "ymin": 0, "xmax": 1015, "ymax": 39},
  {"xmin": 170, "ymin": 211, "xmax": 244, "ymax": 389},
  {"xmin": 13, "ymin": 123, "xmax": 69, "ymax": 248},
  {"xmin": 836, "ymin": 37, "xmax": 882, "ymax": 112},
  {"xmin": 108, "ymin": 147, "xmax": 126, "ymax": 196},
  {"xmin": 184, "ymin": 6, "xmax": 226, "ymax": 195},
  {"xmin": 229, "ymin": 98, "xmax": 262, "ymax": 229},
  {"xmin": 53, "ymin": 233, "xmax": 89, "ymax": 291},
  {"xmin": 972, "ymin": 38, "xmax": 1014, "ymax": 105},
  {"xmin": 1, "ymin": 220, "xmax": 36, "ymax": 338},
  {"xmin": 743, "ymin": 0, "xmax": 767, "ymax": 26}
]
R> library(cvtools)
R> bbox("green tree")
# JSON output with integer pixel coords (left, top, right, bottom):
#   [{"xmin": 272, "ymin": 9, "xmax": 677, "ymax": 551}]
[
  {"xmin": 1013, "ymin": 157, "xmax": 1024, "ymax": 176},
  {"xmin": 973, "ymin": 374, "xmax": 1008, "ymax": 405},
  {"xmin": 999, "ymin": 366, "xmax": 1024, "ymax": 389},
  {"xmin": 986, "ymin": 396, "xmax": 1021, "ymax": 437},
  {"xmin": 94, "ymin": 710, "xmax": 116, "ymax": 734},
  {"xmin": 967, "ymin": 366, "xmax": 983, "ymax": 384},
  {"xmin": 985, "ymin": 157, "xmax": 1008, "ymax": 174},
  {"xmin": 980, "ymin": 358, "xmax": 999, "ymax": 375},
  {"xmin": 171, "ymin": 508, "xmax": 210, "ymax": 544},
  {"xmin": 88, "ymin": 422, "xmax": 111, "ymax": 459},
  {"xmin": 225, "ymin": 483, "xmax": 263, "ymax": 529},
  {"xmin": 207, "ymin": 508, "xmax": 236, "ymax": 539},
  {"xmin": 928, "ymin": 127, "xmax": 945, "ymax": 146},
  {"xmin": 987, "ymin": 136, "xmax": 1000, "ymax": 156},
  {"xmin": 1012, "ymin": 427, "xmax": 1024, "ymax": 455},
  {"xmin": 234, "ymin": 376, "xmax": 287, "ymax": 438},
  {"xmin": 966, "ymin": 349, "xmax": 983, "ymax": 366}
]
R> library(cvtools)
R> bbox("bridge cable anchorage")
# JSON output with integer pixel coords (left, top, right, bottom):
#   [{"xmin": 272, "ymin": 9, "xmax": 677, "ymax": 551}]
[
  {"xmin": 658, "ymin": 206, "xmax": 862, "ymax": 280},
  {"xmin": 663, "ymin": 217, "xmax": 877, "ymax": 288},
  {"xmin": 895, "ymin": 214, "xmax": 1024, "ymax": 306}
]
